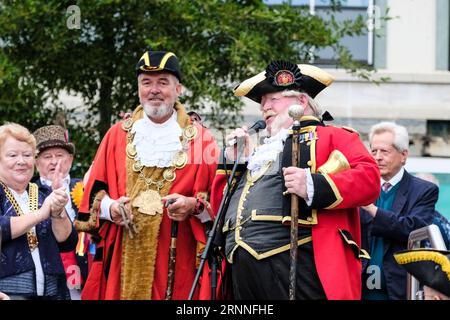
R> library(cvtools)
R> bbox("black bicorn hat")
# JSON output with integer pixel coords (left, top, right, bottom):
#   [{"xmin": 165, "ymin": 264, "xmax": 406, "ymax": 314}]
[
  {"xmin": 234, "ymin": 60, "xmax": 334, "ymax": 103},
  {"xmin": 136, "ymin": 50, "xmax": 182, "ymax": 82},
  {"xmin": 394, "ymin": 249, "xmax": 450, "ymax": 297}
]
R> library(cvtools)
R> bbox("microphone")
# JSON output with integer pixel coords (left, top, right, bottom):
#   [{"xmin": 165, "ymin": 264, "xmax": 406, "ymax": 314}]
[
  {"xmin": 248, "ymin": 120, "xmax": 267, "ymax": 132},
  {"xmin": 227, "ymin": 120, "xmax": 266, "ymax": 147}
]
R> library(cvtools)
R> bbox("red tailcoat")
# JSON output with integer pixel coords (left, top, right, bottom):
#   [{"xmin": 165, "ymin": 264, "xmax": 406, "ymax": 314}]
[
  {"xmin": 78, "ymin": 115, "xmax": 218, "ymax": 300},
  {"xmin": 210, "ymin": 122, "xmax": 380, "ymax": 300}
]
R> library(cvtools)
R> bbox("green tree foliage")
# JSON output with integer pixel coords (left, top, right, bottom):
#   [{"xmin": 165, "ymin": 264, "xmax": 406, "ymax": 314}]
[{"xmin": 0, "ymin": 0, "xmax": 379, "ymax": 176}]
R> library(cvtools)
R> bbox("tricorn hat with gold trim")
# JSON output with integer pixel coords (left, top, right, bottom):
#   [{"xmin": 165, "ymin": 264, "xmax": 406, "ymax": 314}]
[
  {"xmin": 136, "ymin": 50, "xmax": 182, "ymax": 82},
  {"xmin": 234, "ymin": 60, "xmax": 334, "ymax": 103},
  {"xmin": 394, "ymin": 249, "xmax": 450, "ymax": 297}
]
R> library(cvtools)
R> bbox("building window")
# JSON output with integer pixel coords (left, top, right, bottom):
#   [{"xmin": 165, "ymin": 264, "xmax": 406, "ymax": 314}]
[
  {"xmin": 427, "ymin": 120, "xmax": 450, "ymax": 139},
  {"xmin": 264, "ymin": 0, "xmax": 372, "ymax": 65}
]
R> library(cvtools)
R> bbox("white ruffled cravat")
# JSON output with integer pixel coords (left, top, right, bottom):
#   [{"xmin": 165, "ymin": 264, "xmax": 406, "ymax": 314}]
[
  {"xmin": 247, "ymin": 128, "xmax": 289, "ymax": 177},
  {"xmin": 131, "ymin": 112, "xmax": 182, "ymax": 168}
]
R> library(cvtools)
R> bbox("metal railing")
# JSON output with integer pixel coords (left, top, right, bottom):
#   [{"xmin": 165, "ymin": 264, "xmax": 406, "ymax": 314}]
[{"xmin": 406, "ymin": 224, "xmax": 447, "ymax": 300}]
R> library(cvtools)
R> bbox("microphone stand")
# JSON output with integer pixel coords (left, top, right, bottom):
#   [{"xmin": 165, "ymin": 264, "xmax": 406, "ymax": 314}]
[{"xmin": 188, "ymin": 139, "xmax": 245, "ymax": 300}]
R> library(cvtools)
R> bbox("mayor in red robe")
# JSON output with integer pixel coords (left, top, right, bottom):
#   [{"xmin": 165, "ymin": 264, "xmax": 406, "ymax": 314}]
[{"xmin": 75, "ymin": 51, "xmax": 219, "ymax": 300}]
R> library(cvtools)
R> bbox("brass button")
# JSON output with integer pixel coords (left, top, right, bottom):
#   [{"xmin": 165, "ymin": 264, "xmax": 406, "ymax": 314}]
[
  {"xmin": 307, "ymin": 216, "xmax": 313, "ymax": 222},
  {"xmin": 307, "ymin": 160, "xmax": 313, "ymax": 167},
  {"xmin": 306, "ymin": 141, "xmax": 311, "ymax": 146}
]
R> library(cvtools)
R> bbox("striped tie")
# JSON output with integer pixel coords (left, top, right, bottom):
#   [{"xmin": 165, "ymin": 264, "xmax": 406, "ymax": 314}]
[{"xmin": 382, "ymin": 182, "xmax": 391, "ymax": 193}]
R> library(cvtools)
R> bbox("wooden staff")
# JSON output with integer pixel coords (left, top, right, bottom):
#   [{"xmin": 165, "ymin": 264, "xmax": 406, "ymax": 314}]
[
  {"xmin": 165, "ymin": 198, "xmax": 177, "ymax": 300},
  {"xmin": 287, "ymin": 104, "xmax": 304, "ymax": 300}
]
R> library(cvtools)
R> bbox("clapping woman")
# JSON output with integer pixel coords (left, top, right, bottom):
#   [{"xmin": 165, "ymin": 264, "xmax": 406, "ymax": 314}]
[{"xmin": 0, "ymin": 123, "xmax": 77, "ymax": 299}]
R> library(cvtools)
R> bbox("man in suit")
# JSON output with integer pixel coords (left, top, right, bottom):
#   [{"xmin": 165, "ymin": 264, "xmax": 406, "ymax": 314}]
[
  {"xmin": 32, "ymin": 125, "xmax": 88, "ymax": 300},
  {"xmin": 360, "ymin": 121, "xmax": 438, "ymax": 300}
]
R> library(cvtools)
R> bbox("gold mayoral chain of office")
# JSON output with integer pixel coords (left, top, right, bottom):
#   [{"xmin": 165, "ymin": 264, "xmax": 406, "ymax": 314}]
[
  {"xmin": 122, "ymin": 116, "xmax": 198, "ymax": 216},
  {"xmin": 0, "ymin": 181, "xmax": 39, "ymax": 251}
]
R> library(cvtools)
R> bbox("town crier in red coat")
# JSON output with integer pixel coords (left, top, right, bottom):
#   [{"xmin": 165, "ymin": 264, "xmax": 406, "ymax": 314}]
[
  {"xmin": 210, "ymin": 60, "xmax": 380, "ymax": 300},
  {"xmin": 75, "ymin": 50, "xmax": 219, "ymax": 300}
]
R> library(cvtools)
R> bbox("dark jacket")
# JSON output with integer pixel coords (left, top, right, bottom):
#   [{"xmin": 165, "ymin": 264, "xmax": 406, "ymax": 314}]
[
  {"xmin": 0, "ymin": 182, "xmax": 78, "ymax": 299},
  {"xmin": 360, "ymin": 170, "xmax": 438, "ymax": 300}
]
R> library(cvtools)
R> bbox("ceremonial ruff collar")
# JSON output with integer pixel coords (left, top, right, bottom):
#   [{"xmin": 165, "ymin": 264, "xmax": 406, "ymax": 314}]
[
  {"xmin": 247, "ymin": 128, "xmax": 289, "ymax": 177},
  {"xmin": 131, "ymin": 112, "xmax": 182, "ymax": 168}
]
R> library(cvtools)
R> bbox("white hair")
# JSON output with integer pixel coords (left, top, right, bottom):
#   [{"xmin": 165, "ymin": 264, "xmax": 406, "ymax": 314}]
[
  {"xmin": 281, "ymin": 90, "xmax": 322, "ymax": 119},
  {"xmin": 369, "ymin": 121, "xmax": 409, "ymax": 152}
]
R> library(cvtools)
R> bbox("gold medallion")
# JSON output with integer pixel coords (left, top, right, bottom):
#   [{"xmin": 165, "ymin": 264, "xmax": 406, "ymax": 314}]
[
  {"xmin": 173, "ymin": 151, "xmax": 188, "ymax": 169},
  {"xmin": 132, "ymin": 189, "xmax": 163, "ymax": 216},
  {"xmin": 126, "ymin": 143, "xmax": 137, "ymax": 158},
  {"xmin": 122, "ymin": 118, "xmax": 133, "ymax": 131},
  {"xmin": 163, "ymin": 168, "xmax": 176, "ymax": 182},
  {"xmin": 27, "ymin": 232, "xmax": 39, "ymax": 252},
  {"xmin": 183, "ymin": 125, "xmax": 198, "ymax": 140},
  {"xmin": 133, "ymin": 160, "xmax": 144, "ymax": 172}
]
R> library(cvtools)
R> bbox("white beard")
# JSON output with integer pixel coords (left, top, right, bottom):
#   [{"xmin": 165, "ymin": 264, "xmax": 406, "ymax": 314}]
[{"xmin": 269, "ymin": 112, "xmax": 290, "ymax": 136}]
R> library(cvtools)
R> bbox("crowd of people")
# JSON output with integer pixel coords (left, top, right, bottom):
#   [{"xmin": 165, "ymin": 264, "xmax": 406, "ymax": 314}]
[{"xmin": 0, "ymin": 50, "xmax": 449, "ymax": 300}]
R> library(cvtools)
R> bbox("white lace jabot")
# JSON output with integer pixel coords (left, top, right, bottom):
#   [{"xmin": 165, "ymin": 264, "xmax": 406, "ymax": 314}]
[
  {"xmin": 131, "ymin": 112, "xmax": 182, "ymax": 168},
  {"xmin": 247, "ymin": 128, "xmax": 289, "ymax": 177}
]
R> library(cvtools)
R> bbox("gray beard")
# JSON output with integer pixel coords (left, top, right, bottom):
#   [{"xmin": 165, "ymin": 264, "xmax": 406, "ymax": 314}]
[{"xmin": 142, "ymin": 102, "xmax": 173, "ymax": 120}]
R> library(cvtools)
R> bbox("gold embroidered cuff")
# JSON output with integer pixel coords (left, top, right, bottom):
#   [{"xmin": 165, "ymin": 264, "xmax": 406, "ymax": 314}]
[{"xmin": 74, "ymin": 190, "xmax": 106, "ymax": 232}]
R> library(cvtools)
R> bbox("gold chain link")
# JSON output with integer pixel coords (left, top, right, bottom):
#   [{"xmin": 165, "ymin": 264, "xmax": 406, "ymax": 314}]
[
  {"xmin": 0, "ymin": 181, "xmax": 39, "ymax": 251},
  {"xmin": 124, "ymin": 120, "xmax": 197, "ymax": 191}
]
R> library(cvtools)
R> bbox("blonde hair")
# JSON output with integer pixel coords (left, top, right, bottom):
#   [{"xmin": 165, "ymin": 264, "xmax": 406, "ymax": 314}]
[{"xmin": 0, "ymin": 123, "xmax": 36, "ymax": 154}]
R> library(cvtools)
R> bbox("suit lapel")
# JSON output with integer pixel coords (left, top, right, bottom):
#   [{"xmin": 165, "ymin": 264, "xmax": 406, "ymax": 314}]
[{"xmin": 392, "ymin": 171, "xmax": 411, "ymax": 213}]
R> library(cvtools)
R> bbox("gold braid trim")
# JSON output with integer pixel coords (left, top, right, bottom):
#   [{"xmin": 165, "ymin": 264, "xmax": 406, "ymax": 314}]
[
  {"xmin": 74, "ymin": 190, "xmax": 106, "ymax": 232},
  {"xmin": 394, "ymin": 250, "xmax": 450, "ymax": 281}
]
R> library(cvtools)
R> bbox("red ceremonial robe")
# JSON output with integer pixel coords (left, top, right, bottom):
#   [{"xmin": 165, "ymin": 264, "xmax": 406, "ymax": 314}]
[{"xmin": 77, "ymin": 108, "xmax": 218, "ymax": 300}]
